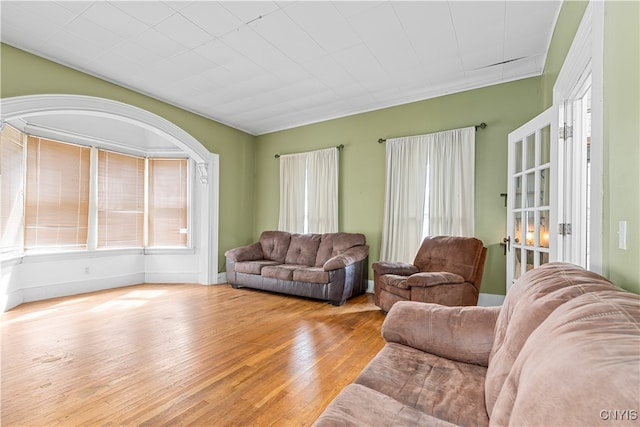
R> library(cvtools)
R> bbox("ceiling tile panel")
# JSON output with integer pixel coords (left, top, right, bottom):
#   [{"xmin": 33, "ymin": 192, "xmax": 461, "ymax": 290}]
[
  {"xmin": 110, "ymin": 1, "xmax": 176, "ymax": 27},
  {"xmin": 192, "ymin": 40, "xmax": 237, "ymax": 66},
  {"xmin": 65, "ymin": 16, "xmax": 125, "ymax": 52},
  {"xmin": 153, "ymin": 13, "xmax": 211, "ymax": 50},
  {"xmin": 282, "ymin": 2, "xmax": 361, "ymax": 53},
  {"xmin": 81, "ymin": 2, "xmax": 147, "ymax": 39},
  {"xmin": 133, "ymin": 28, "xmax": 185, "ymax": 58},
  {"xmin": 450, "ymin": 1, "xmax": 506, "ymax": 55},
  {"xmin": 180, "ymin": 2, "xmax": 244, "ymax": 38},
  {"xmin": 9, "ymin": 1, "xmax": 77, "ymax": 25},
  {"xmin": 249, "ymin": 9, "xmax": 325, "ymax": 63}
]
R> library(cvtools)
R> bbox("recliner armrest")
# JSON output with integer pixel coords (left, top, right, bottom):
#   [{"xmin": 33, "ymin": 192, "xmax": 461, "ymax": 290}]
[
  {"xmin": 224, "ymin": 242, "xmax": 263, "ymax": 262},
  {"xmin": 382, "ymin": 301, "xmax": 500, "ymax": 367},
  {"xmin": 406, "ymin": 272, "xmax": 465, "ymax": 288},
  {"xmin": 323, "ymin": 245, "xmax": 369, "ymax": 271},
  {"xmin": 372, "ymin": 261, "xmax": 419, "ymax": 276}
]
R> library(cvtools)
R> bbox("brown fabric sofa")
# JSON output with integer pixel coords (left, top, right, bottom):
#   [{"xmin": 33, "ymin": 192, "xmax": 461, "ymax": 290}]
[
  {"xmin": 313, "ymin": 262, "xmax": 640, "ymax": 426},
  {"xmin": 225, "ymin": 231, "xmax": 369, "ymax": 306},
  {"xmin": 373, "ymin": 236, "xmax": 487, "ymax": 312}
]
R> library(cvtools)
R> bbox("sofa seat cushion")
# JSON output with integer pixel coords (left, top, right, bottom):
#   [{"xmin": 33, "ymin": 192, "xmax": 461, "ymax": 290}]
[
  {"xmin": 235, "ymin": 260, "xmax": 282, "ymax": 275},
  {"xmin": 292, "ymin": 267, "xmax": 330, "ymax": 284},
  {"xmin": 354, "ymin": 342, "xmax": 489, "ymax": 427},
  {"xmin": 261, "ymin": 264, "xmax": 308, "ymax": 281},
  {"xmin": 406, "ymin": 272, "xmax": 465, "ymax": 288},
  {"xmin": 312, "ymin": 383, "xmax": 458, "ymax": 427},
  {"xmin": 378, "ymin": 275, "xmax": 412, "ymax": 297}
]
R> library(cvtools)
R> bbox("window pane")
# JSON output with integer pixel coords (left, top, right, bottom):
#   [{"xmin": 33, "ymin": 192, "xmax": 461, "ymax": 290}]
[
  {"xmin": 24, "ymin": 136, "xmax": 90, "ymax": 250},
  {"xmin": 525, "ymin": 133, "xmax": 535, "ymax": 170},
  {"xmin": 148, "ymin": 158, "xmax": 188, "ymax": 247},
  {"xmin": 540, "ymin": 125, "xmax": 551, "ymax": 164},
  {"xmin": 1, "ymin": 125, "xmax": 25, "ymax": 252},
  {"xmin": 98, "ymin": 150, "xmax": 144, "ymax": 248},
  {"xmin": 514, "ymin": 140, "xmax": 523, "ymax": 173}
]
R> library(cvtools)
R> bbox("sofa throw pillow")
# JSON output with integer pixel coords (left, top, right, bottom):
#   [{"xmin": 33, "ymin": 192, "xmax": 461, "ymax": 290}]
[
  {"xmin": 285, "ymin": 234, "xmax": 322, "ymax": 266},
  {"xmin": 259, "ymin": 231, "xmax": 291, "ymax": 263}
]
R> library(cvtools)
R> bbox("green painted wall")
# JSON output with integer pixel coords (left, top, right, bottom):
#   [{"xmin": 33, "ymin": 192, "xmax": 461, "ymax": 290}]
[
  {"xmin": 0, "ymin": 43, "xmax": 255, "ymax": 271},
  {"xmin": 602, "ymin": 1, "xmax": 640, "ymax": 293},
  {"xmin": 255, "ymin": 78, "xmax": 543, "ymax": 296},
  {"xmin": 540, "ymin": 1, "xmax": 589, "ymax": 108}
]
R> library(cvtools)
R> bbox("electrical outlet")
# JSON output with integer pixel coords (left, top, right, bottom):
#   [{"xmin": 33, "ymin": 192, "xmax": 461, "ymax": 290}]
[{"xmin": 85, "ymin": 266, "xmax": 90, "ymax": 274}]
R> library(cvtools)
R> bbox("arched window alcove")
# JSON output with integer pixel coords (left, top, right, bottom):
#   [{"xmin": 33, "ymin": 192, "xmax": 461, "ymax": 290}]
[{"xmin": 0, "ymin": 94, "xmax": 219, "ymax": 311}]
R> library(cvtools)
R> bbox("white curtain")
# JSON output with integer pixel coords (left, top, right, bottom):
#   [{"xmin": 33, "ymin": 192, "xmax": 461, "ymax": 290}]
[
  {"xmin": 380, "ymin": 127, "xmax": 475, "ymax": 263},
  {"xmin": 278, "ymin": 152, "xmax": 307, "ymax": 233},
  {"xmin": 307, "ymin": 148, "xmax": 338, "ymax": 233},
  {"xmin": 278, "ymin": 147, "xmax": 339, "ymax": 233},
  {"xmin": 380, "ymin": 136, "xmax": 429, "ymax": 263}
]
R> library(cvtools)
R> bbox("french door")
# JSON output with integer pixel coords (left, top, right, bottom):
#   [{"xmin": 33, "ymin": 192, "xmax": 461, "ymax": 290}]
[{"xmin": 505, "ymin": 108, "xmax": 555, "ymax": 291}]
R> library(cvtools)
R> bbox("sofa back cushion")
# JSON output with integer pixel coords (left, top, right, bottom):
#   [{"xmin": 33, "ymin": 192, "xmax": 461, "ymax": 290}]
[
  {"xmin": 258, "ymin": 231, "xmax": 291, "ymax": 262},
  {"xmin": 315, "ymin": 233, "xmax": 366, "ymax": 266},
  {"xmin": 489, "ymin": 289, "xmax": 640, "ymax": 426},
  {"xmin": 413, "ymin": 236, "xmax": 484, "ymax": 283},
  {"xmin": 484, "ymin": 262, "xmax": 616, "ymax": 416},
  {"xmin": 285, "ymin": 234, "xmax": 322, "ymax": 266}
]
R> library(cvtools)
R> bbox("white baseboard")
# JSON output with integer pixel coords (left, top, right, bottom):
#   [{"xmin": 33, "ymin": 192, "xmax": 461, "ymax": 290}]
[
  {"xmin": 144, "ymin": 272, "xmax": 199, "ymax": 284},
  {"xmin": 217, "ymin": 272, "xmax": 227, "ymax": 284},
  {"xmin": 18, "ymin": 273, "xmax": 145, "ymax": 307},
  {"xmin": 477, "ymin": 293, "xmax": 505, "ymax": 306},
  {"xmin": 366, "ymin": 279, "xmax": 374, "ymax": 293}
]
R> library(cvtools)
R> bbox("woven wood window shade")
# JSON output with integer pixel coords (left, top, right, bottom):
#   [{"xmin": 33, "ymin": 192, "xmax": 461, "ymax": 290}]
[
  {"xmin": 97, "ymin": 149, "xmax": 144, "ymax": 248},
  {"xmin": 1, "ymin": 125, "xmax": 25, "ymax": 251},
  {"xmin": 24, "ymin": 136, "xmax": 90, "ymax": 250},
  {"xmin": 148, "ymin": 158, "xmax": 188, "ymax": 247}
]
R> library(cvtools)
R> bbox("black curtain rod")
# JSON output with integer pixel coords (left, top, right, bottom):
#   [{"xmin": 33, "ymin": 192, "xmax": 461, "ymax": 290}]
[
  {"xmin": 275, "ymin": 144, "xmax": 344, "ymax": 159},
  {"xmin": 377, "ymin": 122, "xmax": 487, "ymax": 143}
]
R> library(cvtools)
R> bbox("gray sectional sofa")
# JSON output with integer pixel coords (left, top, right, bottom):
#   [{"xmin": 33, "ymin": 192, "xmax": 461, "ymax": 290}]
[{"xmin": 225, "ymin": 231, "xmax": 369, "ymax": 306}]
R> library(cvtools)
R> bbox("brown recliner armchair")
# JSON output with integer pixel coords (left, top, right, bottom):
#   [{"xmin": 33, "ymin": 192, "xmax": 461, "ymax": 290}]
[{"xmin": 373, "ymin": 236, "xmax": 487, "ymax": 312}]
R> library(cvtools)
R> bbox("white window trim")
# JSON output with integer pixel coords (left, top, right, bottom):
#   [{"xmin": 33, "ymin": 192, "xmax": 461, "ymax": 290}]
[{"xmin": 552, "ymin": 2, "xmax": 604, "ymax": 273}]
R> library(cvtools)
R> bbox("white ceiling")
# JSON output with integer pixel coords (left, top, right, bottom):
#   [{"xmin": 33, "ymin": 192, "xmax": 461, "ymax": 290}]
[{"xmin": 1, "ymin": 1, "xmax": 562, "ymax": 136}]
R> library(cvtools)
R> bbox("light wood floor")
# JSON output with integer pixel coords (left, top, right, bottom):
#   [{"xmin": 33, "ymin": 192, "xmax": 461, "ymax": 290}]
[{"xmin": 1, "ymin": 284, "xmax": 386, "ymax": 426}]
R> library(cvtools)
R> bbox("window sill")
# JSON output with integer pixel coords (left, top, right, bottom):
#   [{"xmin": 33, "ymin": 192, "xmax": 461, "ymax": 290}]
[{"xmin": 1, "ymin": 247, "xmax": 195, "ymax": 265}]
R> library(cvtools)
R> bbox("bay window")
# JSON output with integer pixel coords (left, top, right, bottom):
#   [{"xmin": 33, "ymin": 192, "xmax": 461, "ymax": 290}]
[{"xmin": 0, "ymin": 125, "xmax": 189, "ymax": 255}]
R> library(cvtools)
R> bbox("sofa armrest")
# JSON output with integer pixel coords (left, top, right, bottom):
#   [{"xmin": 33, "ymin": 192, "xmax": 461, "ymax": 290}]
[
  {"xmin": 372, "ymin": 261, "xmax": 419, "ymax": 276},
  {"xmin": 323, "ymin": 245, "xmax": 369, "ymax": 271},
  {"xmin": 381, "ymin": 301, "xmax": 501, "ymax": 367},
  {"xmin": 224, "ymin": 242, "xmax": 263, "ymax": 262},
  {"xmin": 406, "ymin": 272, "xmax": 465, "ymax": 288}
]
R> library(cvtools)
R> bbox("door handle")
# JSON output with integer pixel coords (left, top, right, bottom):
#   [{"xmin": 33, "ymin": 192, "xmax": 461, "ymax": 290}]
[{"xmin": 502, "ymin": 236, "xmax": 511, "ymax": 255}]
